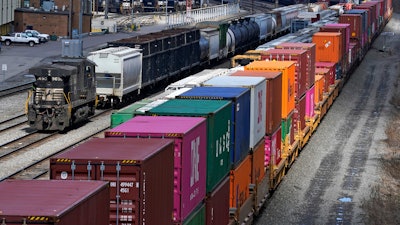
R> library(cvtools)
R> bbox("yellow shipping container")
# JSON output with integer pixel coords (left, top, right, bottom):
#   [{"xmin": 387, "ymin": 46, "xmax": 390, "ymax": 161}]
[{"xmin": 245, "ymin": 61, "xmax": 295, "ymax": 119}]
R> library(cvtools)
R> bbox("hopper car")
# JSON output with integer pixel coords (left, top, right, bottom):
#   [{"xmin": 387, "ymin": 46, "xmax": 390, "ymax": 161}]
[{"xmin": 46, "ymin": 1, "xmax": 395, "ymax": 224}]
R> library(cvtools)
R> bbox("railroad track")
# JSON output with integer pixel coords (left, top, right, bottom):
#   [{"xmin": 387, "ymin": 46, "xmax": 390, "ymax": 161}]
[
  {"xmin": 0, "ymin": 83, "xmax": 32, "ymax": 98},
  {"xmin": 0, "ymin": 114, "xmax": 27, "ymax": 133},
  {"xmin": 0, "ymin": 109, "xmax": 112, "ymax": 181}
]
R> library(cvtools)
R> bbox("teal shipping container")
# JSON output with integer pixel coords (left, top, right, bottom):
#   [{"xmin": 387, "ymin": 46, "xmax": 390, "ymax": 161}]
[
  {"xmin": 148, "ymin": 99, "xmax": 232, "ymax": 192},
  {"xmin": 183, "ymin": 203, "xmax": 205, "ymax": 225},
  {"xmin": 110, "ymin": 99, "xmax": 152, "ymax": 128},
  {"xmin": 177, "ymin": 86, "xmax": 251, "ymax": 167}
]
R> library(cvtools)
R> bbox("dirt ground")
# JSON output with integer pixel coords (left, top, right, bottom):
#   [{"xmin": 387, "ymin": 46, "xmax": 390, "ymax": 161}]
[{"xmin": 361, "ymin": 2, "xmax": 400, "ymax": 223}]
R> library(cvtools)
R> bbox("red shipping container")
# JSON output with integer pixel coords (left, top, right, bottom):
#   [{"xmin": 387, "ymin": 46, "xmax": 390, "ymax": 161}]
[
  {"xmin": 231, "ymin": 70, "xmax": 282, "ymax": 135},
  {"xmin": 322, "ymin": 23, "xmax": 350, "ymax": 53},
  {"xmin": 265, "ymin": 126, "xmax": 282, "ymax": 168},
  {"xmin": 104, "ymin": 116, "xmax": 207, "ymax": 223},
  {"xmin": 315, "ymin": 67, "xmax": 331, "ymax": 92},
  {"xmin": 0, "ymin": 180, "xmax": 110, "ymax": 225},
  {"xmin": 260, "ymin": 48, "xmax": 308, "ymax": 100},
  {"xmin": 339, "ymin": 14, "xmax": 364, "ymax": 47},
  {"xmin": 251, "ymin": 137, "xmax": 266, "ymax": 185},
  {"xmin": 206, "ymin": 177, "xmax": 230, "ymax": 225},
  {"xmin": 275, "ymin": 42, "xmax": 316, "ymax": 89},
  {"xmin": 293, "ymin": 93, "xmax": 306, "ymax": 138},
  {"xmin": 315, "ymin": 62, "xmax": 336, "ymax": 86},
  {"xmin": 50, "ymin": 138, "xmax": 175, "ymax": 225},
  {"xmin": 306, "ymin": 85, "xmax": 315, "ymax": 119}
]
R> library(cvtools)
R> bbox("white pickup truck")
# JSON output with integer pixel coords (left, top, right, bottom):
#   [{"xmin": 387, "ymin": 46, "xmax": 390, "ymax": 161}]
[{"xmin": 0, "ymin": 32, "xmax": 39, "ymax": 47}]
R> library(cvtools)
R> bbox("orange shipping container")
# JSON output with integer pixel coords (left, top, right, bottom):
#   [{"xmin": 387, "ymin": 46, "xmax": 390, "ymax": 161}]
[
  {"xmin": 314, "ymin": 75, "xmax": 325, "ymax": 105},
  {"xmin": 315, "ymin": 68, "xmax": 330, "ymax": 92},
  {"xmin": 244, "ymin": 61, "xmax": 295, "ymax": 119},
  {"xmin": 251, "ymin": 137, "xmax": 266, "ymax": 185},
  {"xmin": 230, "ymin": 154, "xmax": 252, "ymax": 209},
  {"xmin": 312, "ymin": 32, "xmax": 343, "ymax": 64}
]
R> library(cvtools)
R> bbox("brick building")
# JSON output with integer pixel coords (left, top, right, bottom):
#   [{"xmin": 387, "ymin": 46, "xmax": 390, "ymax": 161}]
[{"xmin": 3, "ymin": 0, "xmax": 93, "ymax": 37}]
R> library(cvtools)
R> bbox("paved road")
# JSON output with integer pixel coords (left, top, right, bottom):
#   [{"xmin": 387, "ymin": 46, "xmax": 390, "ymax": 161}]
[{"xmin": 0, "ymin": 24, "xmax": 167, "ymax": 89}]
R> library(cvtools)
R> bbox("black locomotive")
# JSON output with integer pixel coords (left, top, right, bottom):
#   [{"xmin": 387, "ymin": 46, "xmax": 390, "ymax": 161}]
[{"xmin": 26, "ymin": 58, "xmax": 97, "ymax": 131}]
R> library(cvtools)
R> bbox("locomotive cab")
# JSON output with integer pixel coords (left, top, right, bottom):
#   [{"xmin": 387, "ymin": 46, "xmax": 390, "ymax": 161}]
[{"xmin": 26, "ymin": 58, "xmax": 97, "ymax": 131}]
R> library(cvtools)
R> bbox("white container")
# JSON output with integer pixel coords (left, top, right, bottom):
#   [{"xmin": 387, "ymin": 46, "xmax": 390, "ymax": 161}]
[{"xmin": 202, "ymin": 75, "xmax": 266, "ymax": 149}]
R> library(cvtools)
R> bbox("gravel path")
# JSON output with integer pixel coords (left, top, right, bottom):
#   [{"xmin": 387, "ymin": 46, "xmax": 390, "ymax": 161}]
[{"xmin": 254, "ymin": 13, "xmax": 400, "ymax": 225}]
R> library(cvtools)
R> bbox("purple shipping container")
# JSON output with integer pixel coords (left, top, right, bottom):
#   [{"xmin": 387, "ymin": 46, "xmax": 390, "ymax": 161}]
[
  {"xmin": 206, "ymin": 177, "xmax": 230, "ymax": 225},
  {"xmin": 105, "ymin": 116, "xmax": 207, "ymax": 223},
  {"xmin": 306, "ymin": 85, "xmax": 315, "ymax": 119},
  {"xmin": 0, "ymin": 180, "xmax": 110, "ymax": 225},
  {"xmin": 50, "ymin": 138, "xmax": 175, "ymax": 225}
]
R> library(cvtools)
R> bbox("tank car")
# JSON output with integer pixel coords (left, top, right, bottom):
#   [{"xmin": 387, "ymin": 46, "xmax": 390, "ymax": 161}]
[{"xmin": 25, "ymin": 58, "xmax": 97, "ymax": 131}]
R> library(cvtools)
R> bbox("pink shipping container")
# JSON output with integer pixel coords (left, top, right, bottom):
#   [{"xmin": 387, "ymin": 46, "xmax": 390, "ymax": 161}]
[
  {"xmin": 275, "ymin": 42, "xmax": 316, "ymax": 89},
  {"xmin": 315, "ymin": 62, "xmax": 336, "ymax": 86},
  {"xmin": 50, "ymin": 138, "xmax": 175, "ymax": 225},
  {"xmin": 206, "ymin": 177, "xmax": 230, "ymax": 225},
  {"xmin": 306, "ymin": 85, "xmax": 315, "ymax": 119},
  {"xmin": 260, "ymin": 48, "xmax": 308, "ymax": 100},
  {"xmin": 293, "ymin": 93, "xmax": 306, "ymax": 138},
  {"xmin": 265, "ymin": 126, "xmax": 282, "ymax": 168},
  {"xmin": 104, "ymin": 116, "xmax": 207, "ymax": 223},
  {"xmin": 0, "ymin": 180, "xmax": 110, "ymax": 225}
]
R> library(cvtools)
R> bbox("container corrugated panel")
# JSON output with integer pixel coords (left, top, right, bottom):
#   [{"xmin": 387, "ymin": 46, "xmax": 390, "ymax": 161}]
[
  {"xmin": 293, "ymin": 93, "xmax": 306, "ymax": 137},
  {"xmin": 266, "ymin": 126, "xmax": 282, "ymax": 168},
  {"xmin": 251, "ymin": 137, "xmax": 266, "ymax": 185},
  {"xmin": 110, "ymin": 99, "xmax": 152, "ymax": 128},
  {"xmin": 104, "ymin": 116, "xmax": 207, "ymax": 223},
  {"xmin": 276, "ymin": 42, "xmax": 316, "ymax": 89},
  {"xmin": 206, "ymin": 177, "xmax": 230, "ymax": 225},
  {"xmin": 50, "ymin": 138, "xmax": 175, "ymax": 225},
  {"xmin": 314, "ymin": 75, "xmax": 325, "ymax": 105},
  {"xmin": 315, "ymin": 62, "xmax": 336, "ymax": 85},
  {"xmin": 306, "ymin": 85, "xmax": 315, "ymax": 119},
  {"xmin": 312, "ymin": 32, "xmax": 343, "ymax": 64},
  {"xmin": 229, "ymin": 154, "xmax": 252, "ymax": 209},
  {"xmin": 315, "ymin": 67, "xmax": 331, "ymax": 92},
  {"xmin": 202, "ymin": 76, "xmax": 267, "ymax": 150},
  {"xmin": 0, "ymin": 180, "xmax": 110, "ymax": 225},
  {"xmin": 183, "ymin": 203, "xmax": 205, "ymax": 225},
  {"xmin": 260, "ymin": 48, "xmax": 308, "ymax": 100},
  {"xmin": 243, "ymin": 60, "xmax": 295, "ymax": 119},
  {"xmin": 177, "ymin": 86, "xmax": 251, "ymax": 168},
  {"xmin": 229, "ymin": 71, "xmax": 282, "ymax": 136},
  {"xmin": 146, "ymin": 99, "xmax": 232, "ymax": 193}
]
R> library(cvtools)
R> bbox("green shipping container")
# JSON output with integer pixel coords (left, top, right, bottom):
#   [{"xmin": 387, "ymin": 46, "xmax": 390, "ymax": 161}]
[
  {"xmin": 281, "ymin": 113, "xmax": 292, "ymax": 146},
  {"xmin": 183, "ymin": 203, "xmax": 205, "ymax": 225},
  {"xmin": 148, "ymin": 99, "xmax": 232, "ymax": 192},
  {"xmin": 110, "ymin": 99, "xmax": 152, "ymax": 128}
]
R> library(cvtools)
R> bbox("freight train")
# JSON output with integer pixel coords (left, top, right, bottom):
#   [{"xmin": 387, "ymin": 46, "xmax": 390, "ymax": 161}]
[
  {"xmin": 92, "ymin": 3, "xmax": 308, "ymax": 108},
  {"xmin": 5, "ymin": 0, "xmax": 392, "ymax": 224}
]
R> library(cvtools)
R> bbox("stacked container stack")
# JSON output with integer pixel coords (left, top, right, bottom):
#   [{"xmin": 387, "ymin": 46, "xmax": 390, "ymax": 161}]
[
  {"xmin": 200, "ymin": 76, "xmax": 267, "ymax": 224},
  {"xmin": 274, "ymin": 42, "xmax": 317, "ymax": 138},
  {"xmin": 106, "ymin": 116, "xmax": 208, "ymax": 224},
  {"xmin": 243, "ymin": 61, "xmax": 297, "ymax": 165},
  {"xmin": 339, "ymin": 11, "xmax": 366, "ymax": 56}
]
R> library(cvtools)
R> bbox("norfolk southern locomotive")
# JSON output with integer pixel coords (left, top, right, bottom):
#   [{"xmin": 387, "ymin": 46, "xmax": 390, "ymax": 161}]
[{"xmin": 26, "ymin": 57, "xmax": 97, "ymax": 131}]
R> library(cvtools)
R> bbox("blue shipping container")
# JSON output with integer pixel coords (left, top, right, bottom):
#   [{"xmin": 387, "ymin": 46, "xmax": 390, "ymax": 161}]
[{"xmin": 177, "ymin": 86, "xmax": 251, "ymax": 167}]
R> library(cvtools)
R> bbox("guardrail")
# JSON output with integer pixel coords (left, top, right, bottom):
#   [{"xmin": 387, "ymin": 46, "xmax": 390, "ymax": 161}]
[{"xmin": 166, "ymin": 3, "xmax": 240, "ymax": 28}]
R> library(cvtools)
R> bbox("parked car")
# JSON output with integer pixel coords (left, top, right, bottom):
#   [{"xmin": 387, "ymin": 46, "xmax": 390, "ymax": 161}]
[
  {"xmin": 0, "ymin": 32, "xmax": 39, "ymax": 47},
  {"xmin": 24, "ymin": 29, "xmax": 50, "ymax": 42}
]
